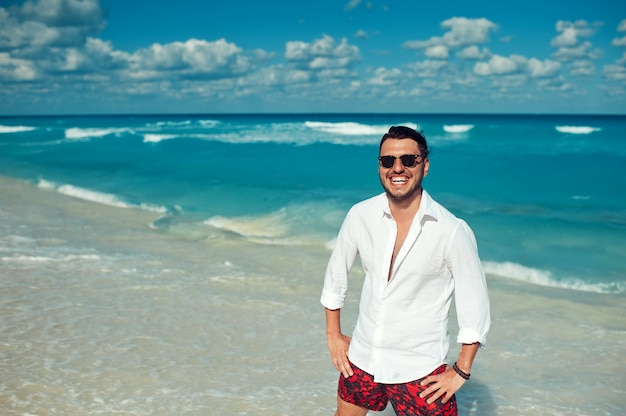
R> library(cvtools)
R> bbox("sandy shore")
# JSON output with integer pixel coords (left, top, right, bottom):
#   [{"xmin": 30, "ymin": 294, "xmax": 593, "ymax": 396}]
[{"xmin": 1, "ymin": 176, "xmax": 625, "ymax": 415}]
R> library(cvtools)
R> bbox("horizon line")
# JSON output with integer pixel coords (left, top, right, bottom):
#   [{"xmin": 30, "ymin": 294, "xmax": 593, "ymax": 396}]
[{"xmin": 1, "ymin": 112, "xmax": 626, "ymax": 118}]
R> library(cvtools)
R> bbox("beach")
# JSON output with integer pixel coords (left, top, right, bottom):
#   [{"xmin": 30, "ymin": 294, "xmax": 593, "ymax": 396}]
[
  {"xmin": 1, "ymin": 175, "xmax": 625, "ymax": 415},
  {"xmin": 1, "ymin": 113, "xmax": 625, "ymax": 415}
]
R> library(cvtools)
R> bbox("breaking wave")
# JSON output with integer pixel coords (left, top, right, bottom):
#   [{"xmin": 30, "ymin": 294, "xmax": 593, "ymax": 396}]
[
  {"xmin": 37, "ymin": 179, "xmax": 168, "ymax": 214},
  {"xmin": 555, "ymin": 126, "xmax": 601, "ymax": 134}
]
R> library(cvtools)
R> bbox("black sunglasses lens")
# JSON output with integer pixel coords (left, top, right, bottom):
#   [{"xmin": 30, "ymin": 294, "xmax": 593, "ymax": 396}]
[
  {"xmin": 400, "ymin": 155, "xmax": 417, "ymax": 167},
  {"xmin": 380, "ymin": 156, "xmax": 395, "ymax": 168}
]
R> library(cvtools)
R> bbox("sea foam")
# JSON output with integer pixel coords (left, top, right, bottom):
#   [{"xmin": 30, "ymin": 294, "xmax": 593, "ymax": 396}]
[
  {"xmin": 483, "ymin": 261, "xmax": 623, "ymax": 294},
  {"xmin": 204, "ymin": 210, "xmax": 290, "ymax": 239},
  {"xmin": 1, "ymin": 254, "xmax": 101, "ymax": 263},
  {"xmin": 143, "ymin": 134, "xmax": 178, "ymax": 143},
  {"xmin": 305, "ymin": 121, "xmax": 417, "ymax": 136},
  {"xmin": 38, "ymin": 179, "xmax": 167, "ymax": 214},
  {"xmin": 0, "ymin": 125, "xmax": 37, "ymax": 133},
  {"xmin": 555, "ymin": 126, "xmax": 601, "ymax": 134},
  {"xmin": 56, "ymin": 184, "xmax": 135, "ymax": 209},
  {"xmin": 148, "ymin": 119, "xmax": 220, "ymax": 129},
  {"xmin": 65, "ymin": 127, "xmax": 133, "ymax": 140},
  {"xmin": 443, "ymin": 124, "xmax": 474, "ymax": 133}
]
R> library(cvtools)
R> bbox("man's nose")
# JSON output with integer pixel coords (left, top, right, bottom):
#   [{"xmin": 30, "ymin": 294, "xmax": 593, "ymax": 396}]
[{"xmin": 392, "ymin": 157, "xmax": 405, "ymax": 171}]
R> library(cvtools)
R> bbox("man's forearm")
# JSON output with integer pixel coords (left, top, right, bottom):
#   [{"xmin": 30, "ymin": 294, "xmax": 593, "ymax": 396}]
[
  {"xmin": 325, "ymin": 307, "xmax": 342, "ymax": 335},
  {"xmin": 455, "ymin": 342, "xmax": 481, "ymax": 374}
]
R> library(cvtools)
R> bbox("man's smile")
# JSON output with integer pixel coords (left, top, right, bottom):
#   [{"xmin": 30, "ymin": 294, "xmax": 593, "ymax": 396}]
[{"xmin": 390, "ymin": 176, "xmax": 409, "ymax": 185}]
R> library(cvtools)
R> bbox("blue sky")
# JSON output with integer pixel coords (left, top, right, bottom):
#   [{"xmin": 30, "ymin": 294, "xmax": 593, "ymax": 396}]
[{"xmin": 1, "ymin": 0, "xmax": 625, "ymax": 114}]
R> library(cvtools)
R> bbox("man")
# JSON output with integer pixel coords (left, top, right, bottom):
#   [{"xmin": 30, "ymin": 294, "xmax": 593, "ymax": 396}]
[{"xmin": 320, "ymin": 126, "xmax": 490, "ymax": 416}]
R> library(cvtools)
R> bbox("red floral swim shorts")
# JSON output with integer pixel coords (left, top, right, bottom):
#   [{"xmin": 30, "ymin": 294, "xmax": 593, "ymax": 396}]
[{"xmin": 338, "ymin": 362, "xmax": 457, "ymax": 416}]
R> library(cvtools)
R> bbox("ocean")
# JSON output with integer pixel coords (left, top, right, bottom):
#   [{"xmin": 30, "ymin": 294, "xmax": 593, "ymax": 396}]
[{"xmin": 0, "ymin": 113, "xmax": 625, "ymax": 415}]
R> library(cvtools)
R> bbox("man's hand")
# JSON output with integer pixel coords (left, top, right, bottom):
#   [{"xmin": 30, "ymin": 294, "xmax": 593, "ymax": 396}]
[
  {"xmin": 326, "ymin": 332, "xmax": 353, "ymax": 378},
  {"xmin": 418, "ymin": 366, "xmax": 466, "ymax": 404}
]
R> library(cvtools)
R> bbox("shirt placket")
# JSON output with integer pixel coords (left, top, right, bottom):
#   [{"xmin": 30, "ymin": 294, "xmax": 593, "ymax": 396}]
[{"xmin": 370, "ymin": 216, "xmax": 397, "ymax": 376}]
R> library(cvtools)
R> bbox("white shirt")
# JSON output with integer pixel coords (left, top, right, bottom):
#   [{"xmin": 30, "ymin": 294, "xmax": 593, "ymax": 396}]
[{"xmin": 320, "ymin": 190, "xmax": 490, "ymax": 384}]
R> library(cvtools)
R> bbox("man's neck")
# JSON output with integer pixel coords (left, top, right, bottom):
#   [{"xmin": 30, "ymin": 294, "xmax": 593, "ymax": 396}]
[{"xmin": 388, "ymin": 188, "xmax": 423, "ymax": 222}]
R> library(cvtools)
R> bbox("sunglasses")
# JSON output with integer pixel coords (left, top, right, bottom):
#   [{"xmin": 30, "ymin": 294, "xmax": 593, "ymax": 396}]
[{"xmin": 378, "ymin": 154, "xmax": 425, "ymax": 169}]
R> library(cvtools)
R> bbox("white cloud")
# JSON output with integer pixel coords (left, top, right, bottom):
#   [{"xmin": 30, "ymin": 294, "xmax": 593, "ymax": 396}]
[
  {"xmin": 285, "ymin": 35, "xmax": 361, "ymax": 71},
  {"xmin": 475, "ymin": 55, "xmax": 562, "ymax": 79},
  {"xmin": 16, "ymin": 0, "xmax": 105, "ymax": 27},
  {"xmin": 440, "ymin": 17, "xmax": 498, "ymax": 47},
  {"xmin": 538, "ymin": 76, "xmax": 571, "ymax": 91},
  {"xmin": 490, "ymin": 74, "xmax": 527, "ymax": 90},
  {"xmin": 1, "ymin": 0, "xmax": 105, "ymax": 49},
  {"xmin": 527, "ymin": 58, "xmax": 561, "ymax": 78},
  {"xmin": 552, "ymin": 26, "xmax": 579, "ymax": 48},
  {"xmin": 403, "ymin": 37, "xmax": 440, "ymax": 50},
  {"xmin": 404, "ymin": 17, "xmax": 498, "ymax": 51},
  {"xmin": 612, "ymin": 36, "xmax": 626, "ymax": 47},
  {"xmin": 551, "ymin": 20, "xmax": 596, "ymax": 48},
  {"xmin": 604, "ymin": 52, "xmax": 626, "ymax": 80},
  {"xmin": 1, "ymin": 1, "xmax": 362, "ymax": 105},
  {"xmin": 569, "ymin": 60, "xmax": 595, "ymax": 76},
  {"xmin": 550, "ymin": 20, "xmax": 603, "ymax": 61},
  {"xmin": 0, "ymin": 51, "xmax": 37, "ymax": 81},
  {"xmin": 425, "ymin": 45, "xmax": 449, "ymax": 59},
  {"xmin": 367, "ymin": 67, "xmax": 402, "ymax": 86},
  {"xmin": 456, "ymin": 45, "xmax": 491, "ymax": 60},
  {"xmin": 406, "ymin": 60, "xmax": 447, "ymax": 78},
  {"xmin": 77, "ymin": 37, "xmax": 130, "ymax": 71},
  {"xmin": 129, "ymin": 38, "xmax": 250, "ymax": 79},
  {"xmin": 58, "ymin": 47, "xmax": 86, "ymax": 71},
  {"xmin": 0, "ymin": 9, "xmax": 68, "ymax": 48},
  {"xmin": 452, "ymin": 74, "xmax": 481, "ymax": 87},
  {"xmin": 474, "ymin": 54, "xmax": 522, "ymax": 76},
  {"xmin": 0, "ymin": 2, "xmax": 623, "ymax": 113},
  {"xmin": 553, "ymin": 41, "xmax": 602, "ymax": 60}
]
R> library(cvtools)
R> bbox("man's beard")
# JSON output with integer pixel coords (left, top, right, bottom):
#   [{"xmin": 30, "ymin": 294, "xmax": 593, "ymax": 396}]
[{"xmin": 380, "ymin": 177, "xmax": 422, "ymax": 202}]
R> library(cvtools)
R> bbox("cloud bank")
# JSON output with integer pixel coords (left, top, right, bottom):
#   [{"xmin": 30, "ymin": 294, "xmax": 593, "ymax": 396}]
[{"xmin": 1, "ymin": 1, "xmax": 625, "ymax": 114}]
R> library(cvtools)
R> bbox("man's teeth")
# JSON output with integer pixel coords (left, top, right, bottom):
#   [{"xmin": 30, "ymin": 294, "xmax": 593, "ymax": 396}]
[{"xmin": 391, "ymin": 177, "xmax": 408, "ymax": 184}]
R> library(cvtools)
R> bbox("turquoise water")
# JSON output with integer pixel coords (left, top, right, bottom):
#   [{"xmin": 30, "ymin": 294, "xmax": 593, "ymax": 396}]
[
  {"xmin": 1, "ymin": 113, "xmax": 624, "ymax": 293},
  {"xmin": 1, "ymin": 113, "xmax": 625, "ymax": 415}
]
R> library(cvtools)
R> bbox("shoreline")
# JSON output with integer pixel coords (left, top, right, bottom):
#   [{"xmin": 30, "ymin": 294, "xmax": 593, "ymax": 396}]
[{"xmin": 1, "ymin": 174, "xmax": 625, "ymax": 415}]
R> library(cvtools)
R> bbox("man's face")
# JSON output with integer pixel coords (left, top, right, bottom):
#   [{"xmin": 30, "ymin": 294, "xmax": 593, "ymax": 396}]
[{"xmin": 378, "ymin": 138, "xmax": 429, "ymax": 202}]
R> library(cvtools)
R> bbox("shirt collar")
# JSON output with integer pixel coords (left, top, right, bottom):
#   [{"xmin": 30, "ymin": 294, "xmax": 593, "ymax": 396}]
[{"xmin": 380, "ymin": 189, "xmax": 438, "ymax": 223}]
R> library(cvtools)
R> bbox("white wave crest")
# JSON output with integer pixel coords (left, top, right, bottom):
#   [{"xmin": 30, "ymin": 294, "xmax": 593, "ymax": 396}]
[
  {"xmin": 149, "ymin": 119, "xmax": 219, "ymax": 128},
  {"xmin": 204, "ymin": 209, "xmax": 290, "ymax": 238},
  {"xmin": 65, "ymin": 127, "xmax": 132, "ymax": 140},
  {"xmin": 305, "ymin": 121, "xmax": 417, "ymax": 136},
  {"xmin": 139, "ymin": 203, "xmax": 169, "ymax": 214},
  {"xmin": 152, "ymin": 120, "xmax": 192, "ymax": 127},
  {"xmin": 1, "ymin": 254, "xmax": 100, "ymax": 263},
  {"xmin": 198, "ymin": 119, "xmax": 220, "ymax": 128},
  {"xmin": 483, "ymin": 261, "xmax": 622, "ymax": 294},
  {"xmin": 56, "ymin": 185, "xmax": 134, "ymax": 209},
  {"xmin": 555, "ymin": 126, "xmax": 601, "ymax": 134},
  {"xmin": 143, "ymin": 134, "xmax": 178, "ymax": 143},
  {"xmin": 0, "ymin": 125, "xmax": 37, "ymax": 133},
  {"xmin": 37, "ymin": 179, "xmax": 56, "ymax": 190},
  {"xmin": 443, "ymin": 124, "xmax": 474, "ymax": 133},
  {"xmin": 37, "ymin": 179, "xmax": 167, "ymax": 214}
]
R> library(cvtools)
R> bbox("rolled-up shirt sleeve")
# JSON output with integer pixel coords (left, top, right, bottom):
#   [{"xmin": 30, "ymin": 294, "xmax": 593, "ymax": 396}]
[
  {"xmin": 320, "ymin": 211, "xmax": 359, "ymax": 310},
  {"xmin": 448, "ymin": 220, "xmax": 491, "ymax": 346}
]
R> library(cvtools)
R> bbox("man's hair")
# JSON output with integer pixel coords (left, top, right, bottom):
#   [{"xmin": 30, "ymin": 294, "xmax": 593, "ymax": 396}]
[{"xmin": 379, "ymin": 126, "xmax": 430, "ymax": 157}]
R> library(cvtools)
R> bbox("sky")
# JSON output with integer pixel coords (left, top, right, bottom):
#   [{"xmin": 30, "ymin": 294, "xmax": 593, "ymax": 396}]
[{"xmin": 1, "ymin": 0, "xmax": 625, "ymax": 115}]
